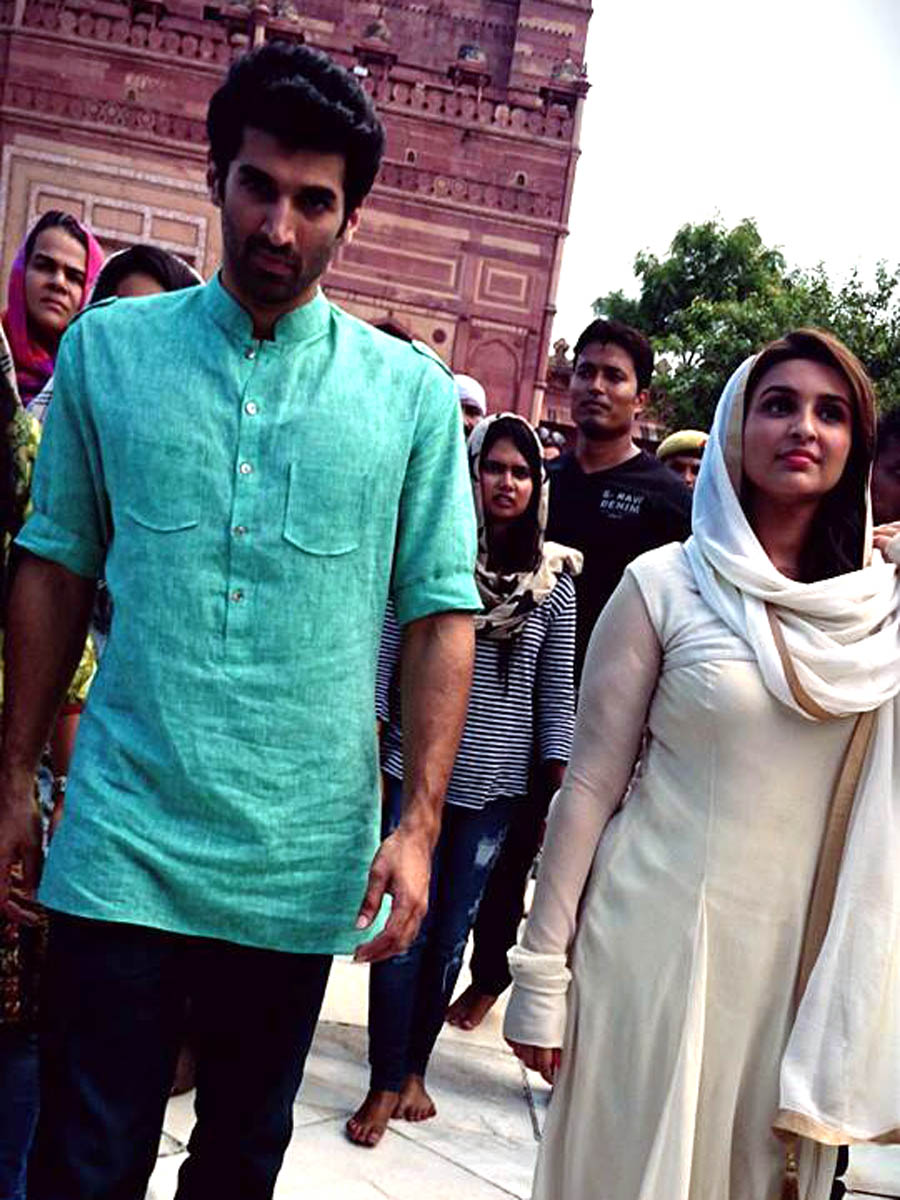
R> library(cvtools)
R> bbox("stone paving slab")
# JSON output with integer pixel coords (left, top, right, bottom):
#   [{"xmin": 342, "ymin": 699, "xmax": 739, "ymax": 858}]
[
  {"xmin": 148, "ymin": 1022, "xmax": 540, "ymax": 1199},
  {"xmin": 147, "ymin": 956, "xmax": 900, "ymax": 1199},
  {"xmin": 847, "ymin": 1145, "xmax": 900, "ymax": 1197}
]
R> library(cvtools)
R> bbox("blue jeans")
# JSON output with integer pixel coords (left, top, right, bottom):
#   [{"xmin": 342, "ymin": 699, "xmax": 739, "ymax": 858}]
[
  {"xmin": 0, "ymin": 1027, "xmax": 39, "ymax": 1200},
  {"xmin": 368, "ymin": 776, "xmax": 516, "ymax": 1091},
  {"xmin": 29, "ymin": 913, "xmax": 331, "ymax": 1200}
]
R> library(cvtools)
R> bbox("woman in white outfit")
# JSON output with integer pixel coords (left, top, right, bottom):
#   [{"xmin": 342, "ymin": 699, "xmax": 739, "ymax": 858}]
[{"xmin": 504, "ymin": 329, "xmax": 900, "ymax": 1200}]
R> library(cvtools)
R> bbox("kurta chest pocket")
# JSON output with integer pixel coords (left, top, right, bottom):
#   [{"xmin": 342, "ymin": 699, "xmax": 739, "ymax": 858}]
[
  {"xmin": 283, "ymin": 460, "xmax": 365, "ymax": 556},
  {"xmin": 121, "ymin": 439, "xmax": 203, "ymax": 533}
]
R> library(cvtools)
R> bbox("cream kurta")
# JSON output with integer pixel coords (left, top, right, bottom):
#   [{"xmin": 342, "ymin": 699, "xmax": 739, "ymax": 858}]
[{"xmin": 507, "ymin": 543, "xmax": 852, "ymax": 1200}]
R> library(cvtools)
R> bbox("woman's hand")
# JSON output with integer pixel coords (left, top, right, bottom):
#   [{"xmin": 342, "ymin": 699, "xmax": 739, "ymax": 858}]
[
  {"xmin": 506, "ymin": 1038, "xmax": 561, "ymax": 1086},
  {"xmin": 873, "ymin": 522, "xmax": 900, "ymax": 561}
]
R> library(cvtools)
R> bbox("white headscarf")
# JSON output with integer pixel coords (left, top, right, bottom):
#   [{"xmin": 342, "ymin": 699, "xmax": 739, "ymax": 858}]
[{"xmin": 686, "ymin": 351, "xmax": 900, "ymax": 1145}]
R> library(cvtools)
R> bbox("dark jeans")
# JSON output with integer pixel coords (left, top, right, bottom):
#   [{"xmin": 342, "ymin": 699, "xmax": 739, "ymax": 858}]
[
  {"xmin": 0, "ymin": 1026, "xmax": 39, "ymax": 1200},
  {"xmin": 832, "ymin": 1146, "xmax": 848, "ymax": 1197},
  {"xmin": 368, "ymin": 776, "xmax": 515, "ymax": 1091},
  {"xmin": 469, "ymin": 783, "xmax": 550, "ymax": 996},
  {"xmin": 29, "ymin": 913, "xmax": 331, "ymax": 1200}
]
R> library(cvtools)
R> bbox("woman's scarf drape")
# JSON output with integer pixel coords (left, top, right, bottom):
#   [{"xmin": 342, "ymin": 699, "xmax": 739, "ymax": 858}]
[
  {"xmin": 468, "ymin": 413, "xmax": 581, "ymax": 639},
  {"xmin": 0, "ymin": 321, "xmax": 35, "ymax": 526},
  {"xmin": 686, "ymin": 357, "xmax": 900, "ymax": 1145},
  {"xmin": 1, "ymin": 220, "xmax": 104, "ymax": 405}
]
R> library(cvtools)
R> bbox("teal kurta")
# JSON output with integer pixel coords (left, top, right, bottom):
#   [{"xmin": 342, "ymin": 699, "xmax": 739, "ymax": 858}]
[{"xmin": 18, "ymin": 276, "xmax": 479, "ymax": 953}]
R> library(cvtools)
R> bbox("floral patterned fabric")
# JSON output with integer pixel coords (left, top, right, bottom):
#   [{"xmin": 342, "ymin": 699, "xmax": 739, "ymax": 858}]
[
  {"xmin": 1, "ymin": 325, "xmax": 94, "ymax": 1025},
  {"xmin": 0, "ymin": 407, "xmax": 94, "ymax": 709}
]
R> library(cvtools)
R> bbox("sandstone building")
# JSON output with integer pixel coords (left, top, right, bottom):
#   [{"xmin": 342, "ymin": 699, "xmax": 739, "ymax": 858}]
[{"xmin": 0, "ymin": 0, "xmax": 590, "ymax": 417}]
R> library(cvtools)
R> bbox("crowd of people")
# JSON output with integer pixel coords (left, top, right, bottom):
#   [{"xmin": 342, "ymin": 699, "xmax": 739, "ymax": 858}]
[{"xmin": 0, "ymin": 37, "xmax": 898, "ymax": 1200}]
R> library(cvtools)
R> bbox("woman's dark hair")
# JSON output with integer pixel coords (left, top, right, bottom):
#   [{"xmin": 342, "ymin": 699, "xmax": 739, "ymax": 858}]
[
  {"xmin": 481, "ymin": 416, "xmax": 543, "ymax": 574},
  {"xmin": 91, "ymin": 245, "xmax": 201, "ymax": 302},
  {"xmin": 744, "ymin": 329, "xmax": 875, "ymax": 581},
  {"xmin": 207, "ymin": 42, "xmax": 386, "ymax": 218},
  {"xmin": 479, "ymin": 416, "xmax": 544, "ymax": 691},
  {"xmin": 24, "ymin": 210, "xmax": 88, "ymax": 263}
]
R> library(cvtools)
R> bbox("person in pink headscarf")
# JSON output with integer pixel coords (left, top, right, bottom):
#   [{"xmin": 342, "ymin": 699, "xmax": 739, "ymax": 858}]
[{"xmin": 2, "ymin": 211, "xmax": 104, "ymax": 407}]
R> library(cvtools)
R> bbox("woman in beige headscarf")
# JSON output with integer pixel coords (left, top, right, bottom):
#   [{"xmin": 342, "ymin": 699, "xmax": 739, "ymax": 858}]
[{"xmin": 504, "ymin": 329, "xmax": 900, "ymax": 1200}]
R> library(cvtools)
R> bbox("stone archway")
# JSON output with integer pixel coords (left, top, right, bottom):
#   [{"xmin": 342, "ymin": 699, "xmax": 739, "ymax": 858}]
[{"xmin": 466, "ymin": 338, "xmax": 519, "ymax": 412}]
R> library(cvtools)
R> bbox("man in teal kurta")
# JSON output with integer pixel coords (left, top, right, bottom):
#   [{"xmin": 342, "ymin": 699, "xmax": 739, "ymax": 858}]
[{"xmin": 0, "ymin": 42, "xmax": 478, "ymax": 1200}]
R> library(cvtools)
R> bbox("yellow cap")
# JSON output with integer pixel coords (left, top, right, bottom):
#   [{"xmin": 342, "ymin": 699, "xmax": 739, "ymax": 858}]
[{"xmin": 657, "ymin": 429, "xmax": 708, "ymax": 460}]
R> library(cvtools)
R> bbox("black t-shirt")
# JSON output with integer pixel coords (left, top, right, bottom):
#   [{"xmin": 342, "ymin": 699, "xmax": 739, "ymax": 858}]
[{"xmin": 547, "ymin": 449, "xmax": 692, "ymax": 680}]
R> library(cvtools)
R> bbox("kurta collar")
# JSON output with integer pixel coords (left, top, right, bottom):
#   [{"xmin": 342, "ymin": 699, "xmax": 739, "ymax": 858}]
[{"xmin": 203, "ymin": 273, "xmax": 330, "ymax": 347}]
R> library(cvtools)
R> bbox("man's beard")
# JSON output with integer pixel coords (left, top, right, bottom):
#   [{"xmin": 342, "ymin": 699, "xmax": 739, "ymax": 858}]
[{"xmin": 223, "ymin": 214, "xmax": 336, "ymax": 307}]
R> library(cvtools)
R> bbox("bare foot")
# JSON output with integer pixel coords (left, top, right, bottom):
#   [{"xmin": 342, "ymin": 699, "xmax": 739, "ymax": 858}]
[
  {"xmin": 446, "ymin": 985, "xmax": 498, "ymax": 1031},
  {"xmin": 346, "ymin": 1089, "xmax": 399, "ymax": 1148},
  {"xmin": 394, "ymin": 1074, "xmax": 436, "ymax": 1122}
]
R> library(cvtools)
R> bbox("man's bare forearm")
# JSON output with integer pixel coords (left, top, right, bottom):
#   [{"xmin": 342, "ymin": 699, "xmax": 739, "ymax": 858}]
[
  {"xmin": 2, "ymin": 552, "xmax": 95, "ymax": 775},
  {"xmin": 353, "ymin": 610, "xmax": 472, "ymax": 961},
  {"xmin": 399, "ymin": 610, "xmax": 474, "ymax": 846}
]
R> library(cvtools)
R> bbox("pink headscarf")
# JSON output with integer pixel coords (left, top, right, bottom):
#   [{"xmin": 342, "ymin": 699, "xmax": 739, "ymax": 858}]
[{"xmin": 1, "ymin": 215, "xmax": 104, "ymax": 405}]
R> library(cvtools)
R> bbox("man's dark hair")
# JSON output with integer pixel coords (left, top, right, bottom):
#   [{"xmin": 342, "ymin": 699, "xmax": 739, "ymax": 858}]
[
  {"xmin": 877, "ymin": 408, "xmax": 900, "ymax": 453},
  {"xmin": 207, "ymin": 42, "xmax": 386, "ymax": 215},
  {"xmin": 572, "ymin": 318, "xmax": 654, "ymax": 392},
  {"xmin": 91, "ymin": 244, "xmax": 201, "ymax": 302},
  {"xmin": 24, "ymin": 210, "xmax": 88, "ymax": 263}
]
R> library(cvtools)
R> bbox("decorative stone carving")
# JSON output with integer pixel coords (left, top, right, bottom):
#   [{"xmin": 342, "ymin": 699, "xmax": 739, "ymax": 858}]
[
  {"xmin": 551, "ymin": 56, "xmax": 580, "ymax": 84},
  {"xmin": 541, "ymin": 57, "xmax": 590, "ymax": 110},
  {"xmin": 373, "ymin": 160, "xmax": 558, "ymax": 222},
  {"xmin": 18, "ymin": 0, "xmax": 230, "ymax": 65},
  {"xmin": 4, "ymin": 82, "xmax": 207, "ymax": 146},
  {"xmin": 550, "ymin": 338, "xmax": 571, "ymax": 371},
  {"xmin": 270, "ymin": 0, "xmax": 298, "ymax": 20},
  {"xmin": 362, "ymin": 15, "xmax": 390, "ymax": 44},
  {"xmin": 457, "ymin": 43, "xmax": 486, "ymax": 66}
]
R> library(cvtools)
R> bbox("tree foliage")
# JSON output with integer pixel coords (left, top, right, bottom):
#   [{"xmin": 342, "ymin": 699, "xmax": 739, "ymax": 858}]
[{"xmin": 594, "ymin": 218, "xmax": 900, "ymax": 430}]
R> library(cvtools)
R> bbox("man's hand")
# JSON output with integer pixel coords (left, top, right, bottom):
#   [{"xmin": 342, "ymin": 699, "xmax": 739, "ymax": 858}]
[
  {"xmin": 506, "ymin": 1039, "xmax": 561, "ymax": 1086},
  {"xmin": 0, "ymin": 767, "xmax": 43, "ymax": 924},
  {"xmin": 351, "ymin": 610, "xmax": 473, "ymax": 964},
  {"xmin": 353, "ymin": 822, "xmax": 433, "ymax": 964},
  {"xmin": 874, "ymin": 522, "xmax": 900, "ymax": 561}
]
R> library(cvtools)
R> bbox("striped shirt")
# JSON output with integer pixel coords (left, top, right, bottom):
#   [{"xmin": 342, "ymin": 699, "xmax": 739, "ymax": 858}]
[{"xmin": 377, "ymin": 571, "xmax": 577, "ymax": 810}]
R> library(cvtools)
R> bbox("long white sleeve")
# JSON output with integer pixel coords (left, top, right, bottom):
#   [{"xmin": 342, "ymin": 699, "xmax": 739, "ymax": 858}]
[{"xmin": 504, "ymin": 570, "xmax": 662, "ymax": 1047}]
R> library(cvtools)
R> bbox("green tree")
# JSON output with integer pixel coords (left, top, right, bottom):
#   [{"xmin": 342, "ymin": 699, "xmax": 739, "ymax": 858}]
[{"xmin": 594, "ymin": 219, "xmax": 900, "ymax": 430}]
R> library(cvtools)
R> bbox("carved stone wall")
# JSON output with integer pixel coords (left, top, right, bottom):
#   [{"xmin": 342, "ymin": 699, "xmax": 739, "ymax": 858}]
[{"xmin": 0, "ymin": 0, "xmax": 591, "ymax": 417}]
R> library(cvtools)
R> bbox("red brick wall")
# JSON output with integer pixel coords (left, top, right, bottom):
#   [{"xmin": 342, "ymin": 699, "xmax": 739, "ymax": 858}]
[{"xmin": 0, "ymin": 0, "xmax": 591, "ymax": 417}]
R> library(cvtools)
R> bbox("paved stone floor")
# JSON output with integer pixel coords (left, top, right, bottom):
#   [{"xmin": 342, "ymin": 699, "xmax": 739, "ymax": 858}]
[
  {"xmin": 147, "ymin": 957, "xmax": 900, "ymax": 1199},
  {"xmin": 148, "ymin": 956, "xmax": 545, "ymax": 1199}
]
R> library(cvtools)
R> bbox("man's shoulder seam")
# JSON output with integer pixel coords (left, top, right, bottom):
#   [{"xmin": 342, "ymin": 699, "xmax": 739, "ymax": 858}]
[
  {"xmin": 409, "ymin": 339, "xmax": 454, "ymax": 380},
  {"xmin": 66, "ymin": 297, "xmax": 117, "ymax": 331},
  {"xmin": 328, "ymin": 304, "xmax": 453, "ymax": 381}
]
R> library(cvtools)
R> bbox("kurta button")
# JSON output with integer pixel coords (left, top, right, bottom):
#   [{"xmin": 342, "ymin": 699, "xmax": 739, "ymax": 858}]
[
  {"xmin": 231, "ymin": 589, "xmax": 244, "ymax": 603},
  {"xmin": 245, "ymin": 347, "xmax": 256, "ymax": 360},
  {"xmin": 245, "ymin": 401, "xmax": 259, "ymax": 416},
  {"xmin": 233, "ymin": 525, "xmax": 248, "ymax": 536},
  {"xmin": 239, "ymin": 461, "xmax": 253, "ymax": 475}
]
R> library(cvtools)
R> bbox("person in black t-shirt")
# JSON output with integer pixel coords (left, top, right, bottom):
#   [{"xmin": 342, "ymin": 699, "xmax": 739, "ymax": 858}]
[
  {"xmin": 447, "ymin": 318, "xmax": 692, "ymax": 1033},
  {"xmin": 547, "ymin": 318, "xmax": 692, "ymax": 681}
]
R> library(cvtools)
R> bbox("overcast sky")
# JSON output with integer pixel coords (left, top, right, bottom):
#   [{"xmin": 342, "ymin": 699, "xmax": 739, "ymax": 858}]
[{"xmin": 552, "ymin": 0, "xmax": 900, "ymax": 343}]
